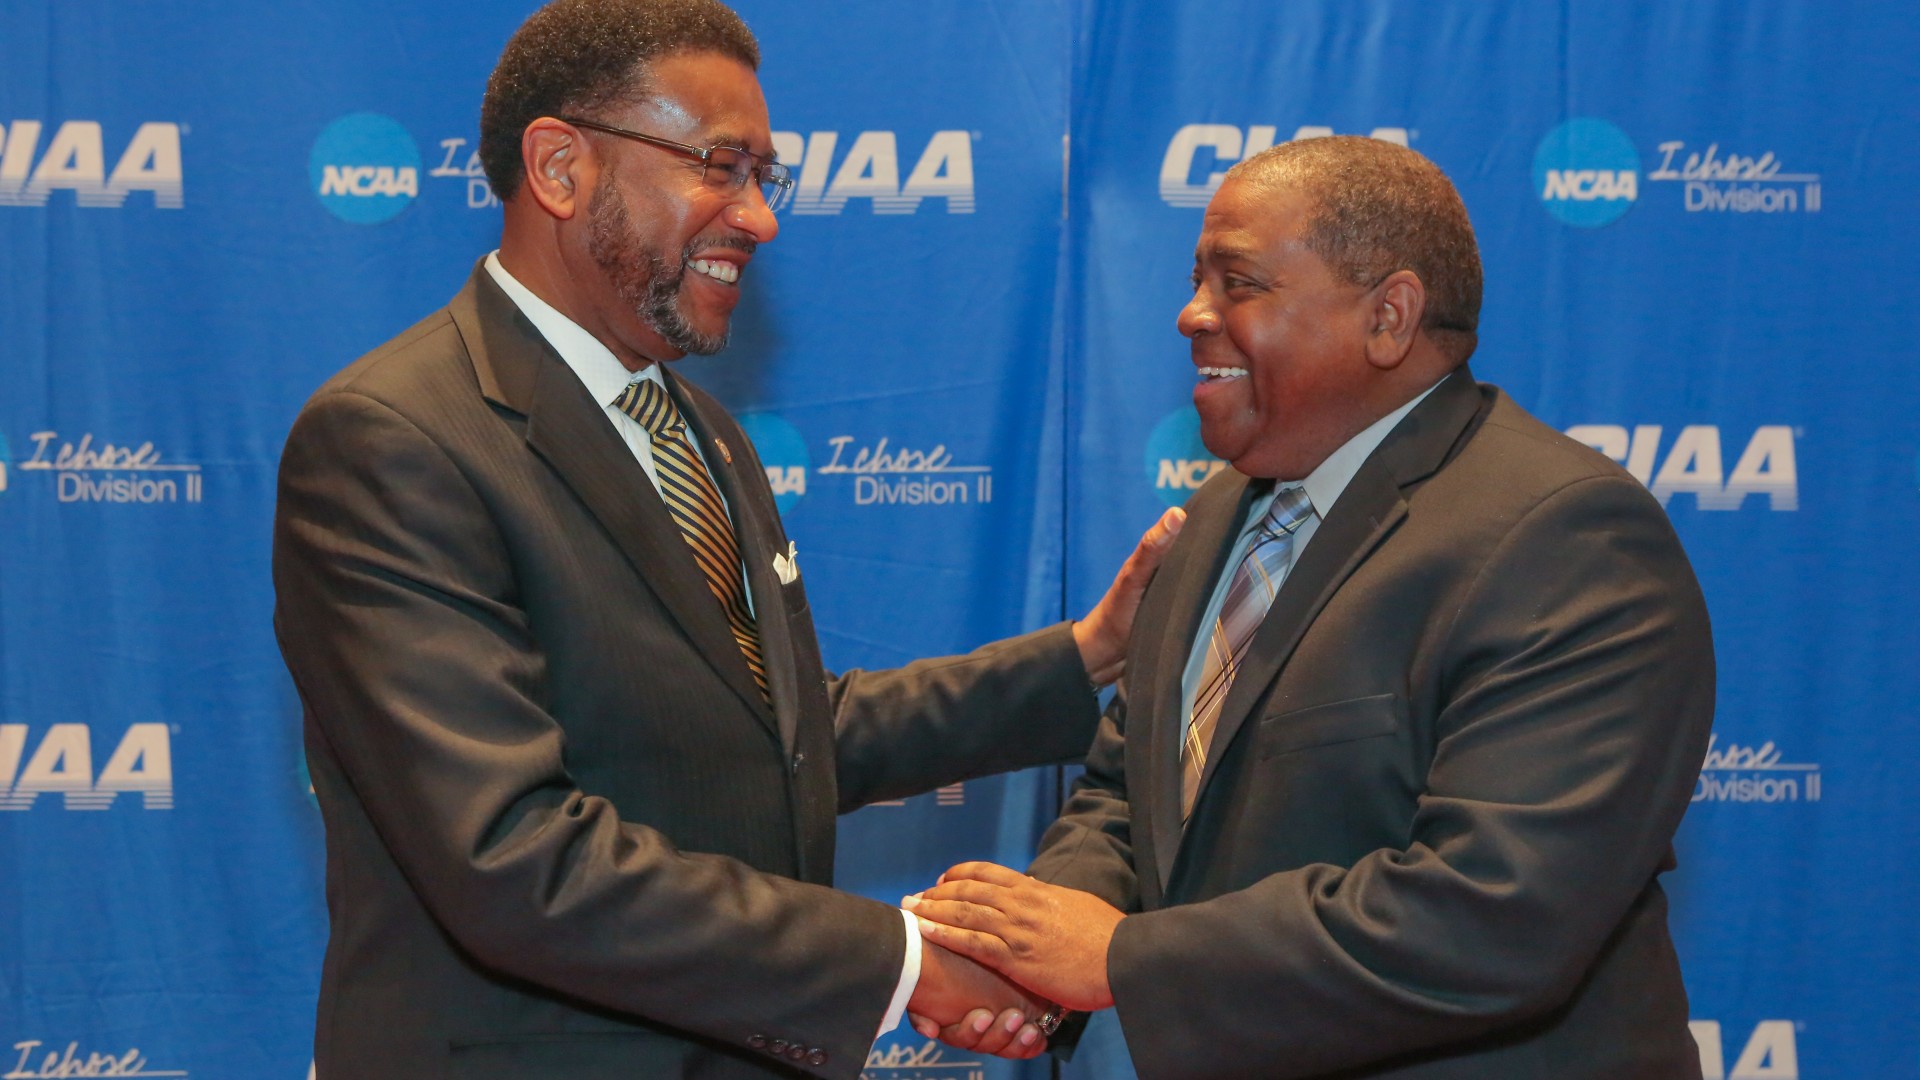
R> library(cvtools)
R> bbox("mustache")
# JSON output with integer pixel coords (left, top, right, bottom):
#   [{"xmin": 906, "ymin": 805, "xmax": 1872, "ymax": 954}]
[{"xmin": 681, "ymin": 235, "xmax": 757, "ymax": 264}]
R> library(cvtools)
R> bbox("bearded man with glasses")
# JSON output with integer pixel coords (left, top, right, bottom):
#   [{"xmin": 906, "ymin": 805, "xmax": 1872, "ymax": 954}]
[{"xmin": 271, "ymin": 1, "xmax": 1183, "ymax": 1077}]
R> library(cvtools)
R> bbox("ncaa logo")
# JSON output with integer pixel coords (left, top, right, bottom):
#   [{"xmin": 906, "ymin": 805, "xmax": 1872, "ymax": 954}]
[
  {"xmin": 1533, "ymin": 118, "xmax": 1639, "ymax": 227},
  {"xmin": 311, "ymin": 112, "xmax": 420, "ymax": 224},
  {"xmin": 739, "ymin": 413, "xmax": 809, "ymax": 513},
  {"xmin": 1145, "ymin": 407, "xmax": 1226, "ymax": 507}
]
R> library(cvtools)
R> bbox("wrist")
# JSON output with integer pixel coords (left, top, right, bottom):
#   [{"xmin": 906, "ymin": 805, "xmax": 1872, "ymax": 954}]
[{"xmin": 1071, "ymin": 618, "xmax": 1122, "ymax": 688}]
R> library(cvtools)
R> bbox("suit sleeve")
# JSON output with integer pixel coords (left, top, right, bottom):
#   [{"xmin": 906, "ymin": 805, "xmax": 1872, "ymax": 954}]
[
  {"xmin": 275, "ymin": 391, "xmax": 901, "ymax": 1079},
  {"xmin": 1106, "ymin": 476, "xmax": 1715, "ymax": 1079},
  {"xmin": 829, "ymin": 623, "xmax": 1100, "ymax": 811},
  {"xmin": 1027, "ymin": 685, "xmax": 1140, "ymax": 913},
  {"xmin": 1018, "ymin": 686, "xmax": 1142, "ymax": 1059}
]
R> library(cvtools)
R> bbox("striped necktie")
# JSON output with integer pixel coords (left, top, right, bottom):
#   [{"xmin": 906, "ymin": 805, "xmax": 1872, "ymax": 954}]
[
  {"xmin": 1182, "ymin": 486, "xmax": 1315, "ymax": 821},
  {"xmin": 613, "ymin": 378, "xmax": 769, "ymax": 702}
]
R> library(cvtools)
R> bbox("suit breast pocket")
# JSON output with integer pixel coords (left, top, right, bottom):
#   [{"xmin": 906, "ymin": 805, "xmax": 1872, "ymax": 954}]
[
  {"xmin": 1256, "ymin": 692, "xmax": 1404, "ymax": 760},
  {"xmin": 780, "ymin": 579, "xmax": 811, "ymax": 619}
]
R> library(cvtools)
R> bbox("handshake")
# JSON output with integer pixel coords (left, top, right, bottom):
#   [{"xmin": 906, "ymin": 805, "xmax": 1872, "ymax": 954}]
[{"xmin": 897, "ymin": 863, "xmax": 1127, "ymax": 1061}]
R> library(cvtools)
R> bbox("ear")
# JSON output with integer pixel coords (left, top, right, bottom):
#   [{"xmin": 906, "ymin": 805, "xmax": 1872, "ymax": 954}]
[
  {"xmin": 519, "ymin": 117, "xmax": 588, "ymax": 220},
  {"xmin": 1364, "ymin": 269, "xmax": 1426, "ymax": 370}
]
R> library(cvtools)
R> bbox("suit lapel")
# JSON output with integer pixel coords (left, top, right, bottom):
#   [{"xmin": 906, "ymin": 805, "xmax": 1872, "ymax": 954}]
[
  {"xmin": 1147, "ymin": 472, "xmax": 1258, "ymax": 893},
  {"xmin": 1178, "ymin": 369, "xmax": 1488, "ymax": 844},
  {"xmin": 670, "ymin": 372, "xmax": 798, "ymax": 751},
  {"xmin": 450, "ymin": 264, "xmax": 777, "ymax": 734}
]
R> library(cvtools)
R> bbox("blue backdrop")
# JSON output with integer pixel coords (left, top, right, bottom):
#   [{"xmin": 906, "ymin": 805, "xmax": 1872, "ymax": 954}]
[{"xmin": 3, "ymin": 2, "xmax": 1915, "ymax": 1078}]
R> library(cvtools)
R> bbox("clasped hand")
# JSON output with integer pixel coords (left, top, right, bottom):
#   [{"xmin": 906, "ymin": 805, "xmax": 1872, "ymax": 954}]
[
  {"xmin": 901, "ymin": 862, "xmax": 1125, "ymax": 1059},
  {"xmin": 897, "ymin": 510, "xmax": 1167, "ymax": 1056}
]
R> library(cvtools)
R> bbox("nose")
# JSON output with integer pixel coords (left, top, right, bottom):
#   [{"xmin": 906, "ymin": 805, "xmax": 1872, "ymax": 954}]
[
  {"xmin": 1178, "ymin": 289, "xmax": 1218, "ymax": 338},
  {"xmin": 725, "ymin": 186, "xmax": 780, "ymax": 243}
]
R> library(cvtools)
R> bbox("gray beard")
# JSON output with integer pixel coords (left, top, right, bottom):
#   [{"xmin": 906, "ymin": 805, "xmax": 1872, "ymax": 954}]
[{"xmin": 586, "ymin": 178, "xmax": 730, "ymax": 357}]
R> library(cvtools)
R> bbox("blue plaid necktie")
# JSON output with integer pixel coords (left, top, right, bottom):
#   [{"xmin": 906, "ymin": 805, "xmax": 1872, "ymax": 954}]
[
  {"xmin": 613, "ymin": 379, "xmax": 768, "ymax": 702},
  {"xmin": 1182, "ymin": 486, "xmax": 1315, "ymax": 820}
]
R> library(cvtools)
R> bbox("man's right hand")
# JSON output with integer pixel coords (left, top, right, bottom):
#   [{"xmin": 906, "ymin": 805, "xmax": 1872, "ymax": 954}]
[
  {"xmin": 904, "ymin": 940, "xmax": 1049, "ymax": 1060},
  {"xmin": 1072, "ymin": 507, "xmax": 1186, "ymax": 686}
]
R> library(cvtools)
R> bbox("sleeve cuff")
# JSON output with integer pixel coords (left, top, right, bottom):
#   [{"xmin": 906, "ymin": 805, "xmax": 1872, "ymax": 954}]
[{"xmin": 876, "ymin": 907, "xmax": 923, "ymax": 1039}]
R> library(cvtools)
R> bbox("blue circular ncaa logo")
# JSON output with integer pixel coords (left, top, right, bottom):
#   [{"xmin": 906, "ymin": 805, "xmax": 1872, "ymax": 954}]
[
  {"xmin": 1145, "ymin": 406, "xmax": 1225, "ymax": 507},
  {"xmin": 738, "ymin": 413, "xmax": 810, "ymax": 513},
  {"xmin": 311, "ymin": 112, "xmax": 421, "ymax": 224},
  {"xmin": 1533, "ymin": 118, "xmax": 1640, "ymax": 228}
]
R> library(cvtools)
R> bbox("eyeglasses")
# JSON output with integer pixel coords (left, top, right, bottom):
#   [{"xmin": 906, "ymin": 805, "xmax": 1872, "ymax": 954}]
[{"xmin": 561, "ymin": 117, "xmax": 794, "ymax": 212}]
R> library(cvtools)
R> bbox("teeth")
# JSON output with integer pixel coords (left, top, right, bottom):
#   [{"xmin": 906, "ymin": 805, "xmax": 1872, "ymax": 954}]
[
  {"xmin": 1199, "ymin": 366, "xmax": 1249, "ymax": 379},
  {"xmin": 688, "ymin": 259, "xmax": 740, "ymax": 284}
]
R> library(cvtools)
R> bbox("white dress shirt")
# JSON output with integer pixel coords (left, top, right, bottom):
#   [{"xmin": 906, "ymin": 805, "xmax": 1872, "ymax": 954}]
[
  {"xmin": 1179, "ymin": 379, "xmax": 1445, "ymax": 740},
  {"xmin": 483, "ymin": 251, "xmax": 922, "ymax": 1038}
]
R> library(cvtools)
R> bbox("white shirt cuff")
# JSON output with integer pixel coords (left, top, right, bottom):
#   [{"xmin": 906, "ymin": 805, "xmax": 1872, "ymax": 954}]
[{"xmin": 876, "ymin": 907, "xmax": 923, "ymax": 1039}]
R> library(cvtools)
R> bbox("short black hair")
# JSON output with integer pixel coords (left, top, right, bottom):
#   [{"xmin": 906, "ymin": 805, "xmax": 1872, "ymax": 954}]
[
  {"xmin": 480, "ymin": 0, "xmax": 760, "ymax": 202},
  {"xmin": 1228, "ymin": 136, "xmax": 1484, "ymax": 365}
]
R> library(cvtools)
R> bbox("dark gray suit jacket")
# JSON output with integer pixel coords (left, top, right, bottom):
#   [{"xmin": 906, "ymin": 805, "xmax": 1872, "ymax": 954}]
[
  {"xmin": 1031, "ymin": 370, "xmax": 1713, "ymax": 1079},
  {"xmin": 273, "ymin": 263, "xmax": 1097, "ymax": 1079}
]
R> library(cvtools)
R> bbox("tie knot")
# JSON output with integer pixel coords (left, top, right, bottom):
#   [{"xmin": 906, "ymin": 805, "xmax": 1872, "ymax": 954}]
[
  {"xmin": 614, "ymin": 378, "xmax": 686, "ymax": 437},
  {"xmin": 1261, "ymin": 485, "xmax": 1314, "ymax": 537}
]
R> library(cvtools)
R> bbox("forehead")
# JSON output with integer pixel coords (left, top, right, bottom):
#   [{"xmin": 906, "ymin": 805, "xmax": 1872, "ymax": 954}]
[
  {"xmin": 1195, "ymin": 179, "xmax": 1314, "ymax": 261},
  {"xmin": 626, "ymin": 50, "xmax": 770, "ymax": 146}
]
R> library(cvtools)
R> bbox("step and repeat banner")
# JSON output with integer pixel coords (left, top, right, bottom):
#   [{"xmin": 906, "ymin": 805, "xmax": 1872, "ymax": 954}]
[{"xmin": 2, "ymin": 1, "xmax": 1915, "ymax": 1078}]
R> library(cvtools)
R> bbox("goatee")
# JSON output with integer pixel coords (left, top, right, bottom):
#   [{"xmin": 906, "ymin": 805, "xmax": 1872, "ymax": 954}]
[{"xmin": 587, "ymin": 176, "xmax": 731, "ymax": 356}]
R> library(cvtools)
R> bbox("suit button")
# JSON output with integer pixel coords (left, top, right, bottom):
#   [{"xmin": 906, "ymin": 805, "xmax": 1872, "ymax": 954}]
[
  {"xmin": 787, "ymin": 1044, "xmax": 807, "ymax": 1061},
  {"xmin": 807, "ymin": 1049, "xmax": 828, "ymax": 1066},
  {"xmin": 770, "ymin": 1039, "xmax": 788, "ymax": 1055},
  {"xmin": 790, "ymin": 751, "xmax": 806, "ymax": 775},
  {"xmin": 747, "ymin": 1034, "xmax": 767, "ymax": 1050}
]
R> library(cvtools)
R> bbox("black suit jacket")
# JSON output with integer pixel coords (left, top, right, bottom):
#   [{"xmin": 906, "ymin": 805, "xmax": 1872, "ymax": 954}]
[
  {"xmin": 1031, "ymin": 370, "xmax": 1713, "ymax": 1079},
  {"xmin": 273, "ymin": 262, "xmax": 1097, "ymax": 1079}
]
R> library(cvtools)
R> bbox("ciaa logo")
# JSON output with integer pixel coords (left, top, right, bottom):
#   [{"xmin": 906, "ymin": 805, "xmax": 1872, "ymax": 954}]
[
  {"xmin": 1160, "ymin": 124, "xmax": 1410, "ymax": 208},
  {"xmin": 769, "ymin": 130, "xmax": 973, "ymax": 215},
  {"xmin": 867, "ymin": 782, "xmax": 966, "ymax": 810},
  {"xmin": 1690, "ymin": 1019, "xmax": 1800, "ymax": 1080},
  {"xmin": 0, "ymin": 723, "xmax": 173, "ymax": 810},
  {"xmin": 738, "ymin": 413, "xmax": 810, "ymax": 513},
  {"xmin": 310, "ymin": 112, "xmax": 421, "ymax": 224},
  {"xmin": 0, "ymin": 120, "xmax": 183, "ymax": 208},
  {"xmin": 1564, "ymin": 424, "xmax": 1797, "ymax": 511},
  {"xmin": 1145, "ymin": 407, "xmax": 1227, "ymax": 507}
]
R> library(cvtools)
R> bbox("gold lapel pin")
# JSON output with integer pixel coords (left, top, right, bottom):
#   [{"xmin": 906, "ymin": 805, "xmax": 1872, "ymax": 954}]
[{"xmin": 714, "ymin": 438, "xmax": 733, "ymax": 465}]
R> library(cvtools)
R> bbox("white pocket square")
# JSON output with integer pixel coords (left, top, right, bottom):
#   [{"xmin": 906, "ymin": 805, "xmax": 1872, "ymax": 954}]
[{"xmin": 772, "ymin": 541, "xmax": 799, "ymax": 585}]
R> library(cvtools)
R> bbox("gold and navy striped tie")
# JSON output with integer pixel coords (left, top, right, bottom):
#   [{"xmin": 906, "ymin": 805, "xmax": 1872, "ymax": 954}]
[{"xmin": 613, "ymin": 379, "xmax": 769, "ymax": 702}]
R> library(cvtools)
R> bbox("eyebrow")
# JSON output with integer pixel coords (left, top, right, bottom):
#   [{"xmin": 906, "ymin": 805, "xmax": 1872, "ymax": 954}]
[
  {"xmin": 1203, "ymin": 242, "xmax": 1261, "ymax": 262},
  {"xmin": 705, "ymin": 131, "xmax": 766, "ymax": 154}
]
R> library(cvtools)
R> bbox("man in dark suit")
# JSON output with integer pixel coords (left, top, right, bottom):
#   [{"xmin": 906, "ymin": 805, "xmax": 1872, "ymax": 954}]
[
  {"xmin": 908, "ymin": 137, "xmax": 1716, "ymax": 1078},
  {"xmin": 272, "ymin": 1, "xmax": 1179, "ymax": 1076}
]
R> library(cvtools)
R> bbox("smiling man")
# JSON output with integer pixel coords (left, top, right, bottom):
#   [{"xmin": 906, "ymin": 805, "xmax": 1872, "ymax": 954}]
[
  {"xmin": 271, "ymin": 1, "xmax": 1182, "ymax": 1077},
  {"xmin": 910, "ymin": 137, "xmax": 1717, "ymax": 1078}
]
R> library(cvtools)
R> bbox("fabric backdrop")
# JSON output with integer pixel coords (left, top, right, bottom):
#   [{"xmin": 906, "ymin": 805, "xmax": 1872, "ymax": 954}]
[{"xmin": 2, "ymin": 2, "xmax": 1914, "ymax": 1077}]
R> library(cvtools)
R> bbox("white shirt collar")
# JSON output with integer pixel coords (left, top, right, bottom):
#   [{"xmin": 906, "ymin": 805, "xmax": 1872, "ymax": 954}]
[
  {"xmin": 1296, "ymin": 377, "xmax": 1447, "ymax": 520},
  {"xmin": 483, "ymin": 249, "xmax": 662, "ymax": 403}
]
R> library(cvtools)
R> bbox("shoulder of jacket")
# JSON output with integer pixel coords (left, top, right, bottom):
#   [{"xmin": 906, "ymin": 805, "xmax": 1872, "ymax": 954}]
[{"xmin": 302, "ymin": 308, "xmax": 468, "ymax": 413}]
